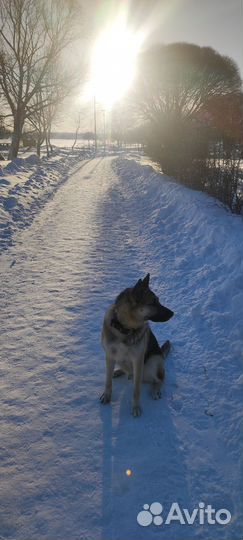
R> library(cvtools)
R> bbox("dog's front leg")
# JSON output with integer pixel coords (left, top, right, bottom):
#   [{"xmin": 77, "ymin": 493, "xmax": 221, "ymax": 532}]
[
  {"xmin": 132, "ymin": 358, "xmax": 143, "ymax": 417},
  {"xmin": 100, "ymin": 354, "xmax": 115, "ymax": 404}
]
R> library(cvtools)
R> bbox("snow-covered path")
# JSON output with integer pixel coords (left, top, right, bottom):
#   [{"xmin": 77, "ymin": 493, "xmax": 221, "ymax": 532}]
[{"xmin": 0, "ymin": 156, "xmax": 242, "ymax": 540}]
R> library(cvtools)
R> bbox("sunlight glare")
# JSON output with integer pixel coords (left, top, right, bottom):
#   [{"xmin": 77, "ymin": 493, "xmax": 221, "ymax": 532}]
[{"xmin": 90, "ymin": 15, "xmax": 143, "ymax": 108}]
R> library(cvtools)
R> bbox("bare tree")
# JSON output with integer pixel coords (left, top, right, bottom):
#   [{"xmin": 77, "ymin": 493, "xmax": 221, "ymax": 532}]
[
  {"xmin": 25, "ymin": 87, "xmax": 52, "ymax": 157},
  {"xmin": 111, "ymin": 103, "xmax": 137, "ymax": 147},
  {"xmin": 131, "ymin": 43, "xmax": 242, "ymax": 170},
  {"xmin": 0, "ymin": 0, "xmax": 80, "ymax": 159},
  {"xmin": 132, "ymin": 43, "xmax": 243, "ymax": 212},
  {"xmin": 71, "ymin": 111, "xmax": 82, "ymax": 151},
  {"xmin": 133, "ymin": 43, "xmax": 242, "ymax": 123},
  {"xmin": 25, "ymin": 65, "xmax": 77, "ymax": 156}
]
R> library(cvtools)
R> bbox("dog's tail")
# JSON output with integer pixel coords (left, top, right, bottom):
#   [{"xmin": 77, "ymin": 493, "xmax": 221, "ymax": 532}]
[{"xmin": 160, "ymin": 340, "xmax": 171, "ymax": 360}]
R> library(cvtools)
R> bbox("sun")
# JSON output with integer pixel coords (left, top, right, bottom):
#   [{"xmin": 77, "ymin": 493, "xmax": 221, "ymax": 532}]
[{"xmin": 90, "ymin": 15, "xmax": 143, "ymax": 108}]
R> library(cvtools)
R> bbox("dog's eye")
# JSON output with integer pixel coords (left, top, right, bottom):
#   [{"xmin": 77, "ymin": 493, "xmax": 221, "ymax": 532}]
[{"xmin": 149, "ymin": 298, "xmax": 158, "ymax": 306}]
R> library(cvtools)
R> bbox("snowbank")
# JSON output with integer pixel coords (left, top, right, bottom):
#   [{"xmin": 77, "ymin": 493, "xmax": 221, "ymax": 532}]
[{"xmin": 0, "ymin": 149, "xmax": 93, "ymax": 252}]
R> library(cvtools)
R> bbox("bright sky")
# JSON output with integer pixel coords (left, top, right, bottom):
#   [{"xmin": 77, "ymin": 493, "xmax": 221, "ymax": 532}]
[
  {"xmin": 87, "ymin": 0, "xmax": 243, "ymax": 74},
  {"xmin": 56, "ymin": 0, "xmax": 243, "ymax": 132},
  {"xmin": 143, "ymin": 0, "xmax": 243, "ymax": 74},
  {"xmin": 86, "ymin": 11, "xmax": 144, "ymax": 108}
]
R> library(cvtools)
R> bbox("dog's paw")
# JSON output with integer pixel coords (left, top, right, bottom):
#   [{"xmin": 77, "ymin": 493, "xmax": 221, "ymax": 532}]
[
  {"xmin": 151, "ymin": 383, "xmax": 162, "ymax": 400},
  {"xmin": 152, "ymin": 388, "xmax": 162, "ymax": 400},
  {"xmin": 100, "ymin": 392, "xmax": 111, "ymax": 404},
  {"xmin": 131, "ymin": 404, "xmax": 142, "ymax": 417},
  {"xmin": 113, "ymin": 369, "xmax": 125, "ymax": 378}
]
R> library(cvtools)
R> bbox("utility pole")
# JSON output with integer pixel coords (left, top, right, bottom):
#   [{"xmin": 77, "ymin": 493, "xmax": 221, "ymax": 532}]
[
  {"xmin": 94, "ymin": 96, "xmax": 97, "ymax": 152},
  {"xmin": 103, "ymin": 109, "xmax": 106, "ymax": 155}
]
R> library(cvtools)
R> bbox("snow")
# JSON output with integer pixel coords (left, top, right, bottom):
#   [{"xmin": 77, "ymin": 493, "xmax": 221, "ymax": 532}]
[
  {"xmin": 50, "ymin": 139, "xmax": 93, "ymax": 148},
  {"xmin": 0, "ymin": 154, "xmax": 242, "ymax": 540},
  {"xmin": 0, "ymin": 148, "xmax": 94, "ymax": 252}
]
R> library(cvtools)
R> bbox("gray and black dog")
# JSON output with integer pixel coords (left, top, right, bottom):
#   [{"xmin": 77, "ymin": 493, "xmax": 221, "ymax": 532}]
[{"xmin": 100, "ymin": 274, "xmax": 174, "ymax": 417}]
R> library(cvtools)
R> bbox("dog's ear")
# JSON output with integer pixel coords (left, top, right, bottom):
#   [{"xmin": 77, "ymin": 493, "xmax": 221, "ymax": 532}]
[
  {"xmin": 133, "ymin": 274, "xmax": 150, "ymax": 300},
  {"xmin": 133, "ymin": 278, "xmax": 143, "ymax": 299},
  {"xmin": 142, "ymin": 273, "xmax": 150, "ymax": 288},
  {"xmin": 133, "ymin": 278, "xmax": 142, "ymax": 291}
]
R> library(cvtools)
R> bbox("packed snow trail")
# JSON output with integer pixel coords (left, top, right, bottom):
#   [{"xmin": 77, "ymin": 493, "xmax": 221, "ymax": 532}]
[{"xmin": 0, "ymin": 155, "xmax": 242, "ymax": 540}]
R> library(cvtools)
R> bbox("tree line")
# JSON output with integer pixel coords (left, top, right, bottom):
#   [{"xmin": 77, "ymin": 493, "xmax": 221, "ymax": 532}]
[
  {"xmin": 114, "ymin": 43, "xmax": 243, "ymax": 212},
  {"xmin": 0, "ymin": 0, "xmax": 81, "ymax": 159}
]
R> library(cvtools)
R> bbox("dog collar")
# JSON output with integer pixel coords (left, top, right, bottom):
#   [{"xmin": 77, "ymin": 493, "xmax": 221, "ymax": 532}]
[
  {"xmin": 110, "ymin": 313, "xmax": 146, "ymax": 345},
  {"xmin": 110, "ymin": 314, "xmax": 132, "ymax": 335}
]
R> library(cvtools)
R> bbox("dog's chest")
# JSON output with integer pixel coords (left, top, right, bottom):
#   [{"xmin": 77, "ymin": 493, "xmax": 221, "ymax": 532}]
[{"xmin": 109, "ymin": 339, "xmax": 146, "ymax": 373}]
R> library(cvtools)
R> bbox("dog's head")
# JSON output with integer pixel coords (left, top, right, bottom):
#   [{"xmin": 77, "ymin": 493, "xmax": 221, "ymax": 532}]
[{"xmin": 115, "ymin": 274, "xmax": 174, "ymax": 327}]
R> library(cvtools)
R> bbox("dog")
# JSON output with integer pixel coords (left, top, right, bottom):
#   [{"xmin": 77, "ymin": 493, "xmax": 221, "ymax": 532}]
[{"xmin": 100, "ymin": 273, "xmax": 174, "ymax": 417}]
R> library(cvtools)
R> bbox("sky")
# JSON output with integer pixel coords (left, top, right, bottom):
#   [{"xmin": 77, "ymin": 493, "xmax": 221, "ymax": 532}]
[
  {"xmin": 82, "ymin": 0, "xmax": 243, "ymax": 74},
  {"xmin": 56, "ymin": 0, "xmax": 243, "ymax": 132},
  {"xmin": 138, "ymin": 0, "xmax": 243, "ymax": 72}
]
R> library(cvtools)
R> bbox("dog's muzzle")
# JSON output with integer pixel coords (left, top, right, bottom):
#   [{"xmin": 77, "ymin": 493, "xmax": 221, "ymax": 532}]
[{"xmin": 149, "ymin": 304, "xmax": 174, "ymax": 323}]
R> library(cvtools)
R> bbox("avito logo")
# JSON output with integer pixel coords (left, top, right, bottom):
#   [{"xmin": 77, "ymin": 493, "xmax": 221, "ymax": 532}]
[{"xmin": 137, "ymin": 502, "xmax": 231, "ymax": 527}]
